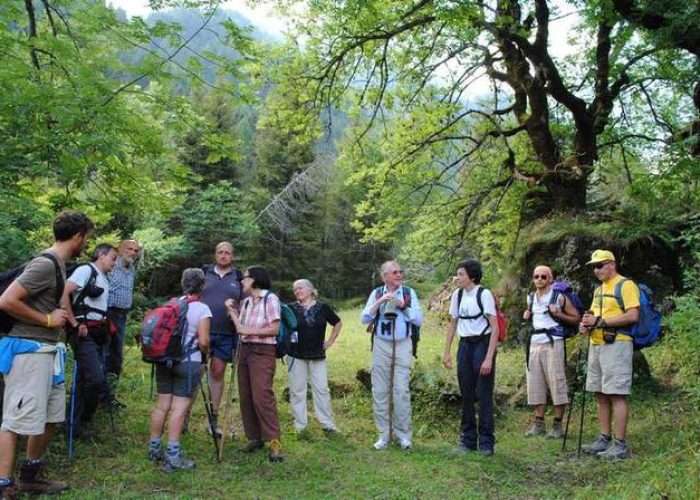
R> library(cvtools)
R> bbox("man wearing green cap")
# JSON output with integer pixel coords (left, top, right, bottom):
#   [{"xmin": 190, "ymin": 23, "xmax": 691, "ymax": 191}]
[{"xmin": 580, "ymin": 250, "xmax": 640, "ymax": 460}]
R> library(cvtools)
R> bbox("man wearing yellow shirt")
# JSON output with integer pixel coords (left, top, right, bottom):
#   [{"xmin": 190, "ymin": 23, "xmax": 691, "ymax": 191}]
[{"xmin": 580, "ymin": 250, "xmax": 640, "ymax": 460}]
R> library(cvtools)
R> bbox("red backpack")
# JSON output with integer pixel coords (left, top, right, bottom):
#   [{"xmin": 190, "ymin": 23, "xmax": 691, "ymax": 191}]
[
  {"xmin": 457, "ymin": 286, "xmax": 507, "ymax": 343},
  {"xmin": 139, "ymin": 296, "xmax": 195, "ymax": 365}
]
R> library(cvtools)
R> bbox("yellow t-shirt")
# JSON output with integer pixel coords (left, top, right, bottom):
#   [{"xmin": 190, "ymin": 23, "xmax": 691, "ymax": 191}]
[{"xmin": 589, "ymin": 274, "xmax": 640, "ymax": 345}]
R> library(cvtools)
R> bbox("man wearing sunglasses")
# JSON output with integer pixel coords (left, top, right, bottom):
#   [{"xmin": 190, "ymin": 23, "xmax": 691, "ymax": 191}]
[
  {"xmin": 522, "ymin": 266, "xmax": 581, "ymax": 439},
  {"xmin": 361, "ymin": 261, "xmax": 423, "ymax": 451},
  {"xmin": 580, "ymin": 250, "xmax": 640, "ymax": 460}
]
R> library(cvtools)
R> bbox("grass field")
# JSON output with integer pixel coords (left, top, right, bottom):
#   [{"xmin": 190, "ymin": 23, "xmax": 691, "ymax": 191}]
[{"xmin": 18, "ymin": 307, "xmax": 700, "ymax": 499}]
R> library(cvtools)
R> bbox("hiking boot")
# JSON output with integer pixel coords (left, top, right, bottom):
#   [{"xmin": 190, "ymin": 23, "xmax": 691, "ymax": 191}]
[
  {"xmin": 18, "ymin": 460, "xmax": 68, "ymax": 495},
  {"xmin": 148, "ymin": 447, "xmax": 164, "ymax": 463},
  {"xmin": 242, "ymin": 439, "xmax": 264, "ymax": 453},
  {"xmin": 596, "ymin": 439, "xmax": 631, "ymax": 460},
  {"xmin": 581, "ymin": 434, "xmax": 612, "ymax": 454},
  {"xmin": 546, "ymin": 421, "xmax": 564, "ymax": 440},
  {"xmin": 322, "ymin": 427, "xmax": 339, "ymax": 436},
  {"xmin": 478, "ymin": 448, "xmax": 494, "ymax": 457},
  {"xmin": 524, "ymin": 419, "xmax": 546, "ymax": 437},
  {"xmin": 268, "ymin": 439, "xmax": 284, "ymax": 463},
  {"xmin": 373, "ymin": 437, "xmax": 389, "ymax": 450},
  {"xmin": 161, "ymin": 453, "xmax": 196, "ymax": 473},
  {"xmin": 0, "ymin": 481, "xmax": 20, "ymax": 500}
]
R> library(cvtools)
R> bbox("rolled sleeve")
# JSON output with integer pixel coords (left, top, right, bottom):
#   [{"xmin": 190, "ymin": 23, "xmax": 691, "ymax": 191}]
[{"xmin": 360, "ymin": 291, "xmax": 378, "ymax": 325}]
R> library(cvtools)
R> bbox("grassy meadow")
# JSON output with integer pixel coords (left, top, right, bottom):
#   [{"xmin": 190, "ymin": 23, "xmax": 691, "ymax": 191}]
[{"xmin": 18, "ymin": 307, "xmax": 700, "ymax": 499}]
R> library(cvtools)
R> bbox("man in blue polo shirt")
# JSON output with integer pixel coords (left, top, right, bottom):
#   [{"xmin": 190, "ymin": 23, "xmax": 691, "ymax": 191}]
[{"xmin": 200, "ymin": 241, "xmax": 244, "ymax": 437}]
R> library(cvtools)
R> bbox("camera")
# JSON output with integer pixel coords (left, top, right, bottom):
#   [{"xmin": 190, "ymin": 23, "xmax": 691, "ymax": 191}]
[{"xmin": 383, "ymin": 300, "xmax": 398, "ymax": 320}]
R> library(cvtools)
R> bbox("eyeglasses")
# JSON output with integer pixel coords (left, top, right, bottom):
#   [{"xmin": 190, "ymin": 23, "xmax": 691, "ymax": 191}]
[
  {"xmin": 241, "ymin": 275, "xmax": 251, "ymax": 281},
  {"xmin": 532, "ymin": 274, "xmax": 548, "ymax": 280},
  {"xmin": 390, "ymin": 269, "xmax": 403, "ymax": 275},
  {"xmin": 593, "ymin": 262, "xmax": 610, "ymax": 270}
]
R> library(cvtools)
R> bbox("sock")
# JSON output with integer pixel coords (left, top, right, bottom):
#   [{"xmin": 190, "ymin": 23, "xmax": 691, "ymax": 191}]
[
  {"xmin": 617, "ymin": 438, "xmax": 626, "ymax": 444},
  {"xmin": 535, "ymin": 416, "xmax": 544, "ymax": 422},
  {"xmin": 25, "ymin": 459, "xmax": 42, "ymax": 466},
  {"xmin": 166, "ymin": 441, "xmax": 181, "ymax": 458},
  {"xmin": 0, "ymin": 478, "xmax": 12, "ymax": 487},
  {"xmin": 149, "ymin": 437, "xmax": 162, "ymax": 451},
  {"xmin": 553, "ymin": 417, "xmax": 562, "ymax": 423},
  {"xmin": 601, "ymin": 433, "xmax": 612, "ymax": 441}
]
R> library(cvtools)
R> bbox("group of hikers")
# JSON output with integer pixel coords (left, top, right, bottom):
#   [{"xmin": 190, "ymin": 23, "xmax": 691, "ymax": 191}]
[{"xmin": 0, "ymin": 210, "xmax": 644, "ymax": 497}]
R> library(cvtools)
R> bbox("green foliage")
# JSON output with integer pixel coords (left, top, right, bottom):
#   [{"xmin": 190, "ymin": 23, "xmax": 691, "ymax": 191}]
[{"xmin": 664, "ymin": 295, "xmax": 700, "ymax": 397}]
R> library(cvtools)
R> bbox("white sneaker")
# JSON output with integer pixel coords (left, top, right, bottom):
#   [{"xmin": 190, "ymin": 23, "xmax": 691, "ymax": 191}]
[
  {"xmin": 373, "ymin": 437, "xmax": 389, "ymax": 450},
  {"xmin": 398, "ymin": 439, "xmax": 412, "ymax": 450}
]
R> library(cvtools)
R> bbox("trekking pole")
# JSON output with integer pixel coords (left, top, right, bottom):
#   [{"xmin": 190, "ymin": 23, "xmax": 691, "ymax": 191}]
[
  {"xmin": 200, "ymin": 362, "xmax": 221, "ymax": 460},
  {"xmin": 562, "ymin": 336, "xmax": 584, "ymax": 452},
  {"xmin": 218, "ymin": 346, "xmax": 240, "ymax": 461},
  {"xmin": 68, "ymin": 358, "xmax": 78, "ymax": 462},
  {"xmin": 576, "ymin": 339, "xmax": 590, "ymax": 458}
]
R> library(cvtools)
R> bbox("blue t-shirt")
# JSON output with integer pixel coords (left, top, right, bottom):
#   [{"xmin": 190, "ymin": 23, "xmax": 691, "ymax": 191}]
[{"xmin": 200, "ymin": 265, "xmax": 243, "ymax": 335}]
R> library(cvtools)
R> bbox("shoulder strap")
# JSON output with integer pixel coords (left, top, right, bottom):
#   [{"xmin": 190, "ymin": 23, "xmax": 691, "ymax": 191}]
[
  {"xmin": 613, "ymin": 279, "xmax": 628, "ymax": 312},
  {"xmin": 72, "ymin": 264, "xmax": 98, "ymax": 309},
  {"xmin": 457, "ymin": 288, "xmax": 463, "ymax": 309},
  {"xmin": 476, "ymin": 286, "xmax": 484, "ymax": 314},
  {"xmin": 39, "ymin": 252, "xmax": 65, "ymax": 306},
  {"xmin": 235, "ymin": 269, "xmax": 243, "ymax": 300},
  {"xmin": 401, "ymin": 285, "xmax": 412, "ymax": 308}
]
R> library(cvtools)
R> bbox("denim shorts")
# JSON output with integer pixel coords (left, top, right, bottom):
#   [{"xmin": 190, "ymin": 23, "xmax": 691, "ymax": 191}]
[
  {"xmin": 155, "ymin": 361, "xmax": 202, "ymax": 398},
  {"xmin": 210, "ymin": 333, "xmax": 237, "ymax": 362}
]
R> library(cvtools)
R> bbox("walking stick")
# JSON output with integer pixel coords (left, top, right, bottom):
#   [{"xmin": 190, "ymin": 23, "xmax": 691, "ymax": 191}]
[
  {"xmin": 388, "ymin": 323, "xmax": 396, "ymax": 444},
  {"xmin": 218, "ymin": 346, "xmax": 239, "ymax": 461},
  {"xmin": 200, "ymin": 362, "xmax": 221, "ymax": 461},
  {"xmin": 68, "ymin": 358, "xmax": 78, "ymax": 462}
]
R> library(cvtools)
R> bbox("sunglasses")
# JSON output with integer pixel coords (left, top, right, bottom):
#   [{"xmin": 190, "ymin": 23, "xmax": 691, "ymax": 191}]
[
  {"xmin": 593, "ymin": 262, "xmax": 610, "ymax": 270},
  {"xmin": 532, "ymin": 274, "xmax": 548, "ymax": 280}
]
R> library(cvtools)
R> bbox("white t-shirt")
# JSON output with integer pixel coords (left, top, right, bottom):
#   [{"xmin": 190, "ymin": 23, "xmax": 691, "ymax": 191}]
[
  {"xmin": 527, "ymin": 289, "xmax": 565, "ymax": 345},
  {"xmin": 449, "ymin": 286, "xmax": 496, "ymax": 337},
  {"xmin": 183, "ymin": 300, "xmax": 212, "ymax": 363},
  {"xmin": 69, "ymin": 263, "xmax": 109, "ymax": 320}
]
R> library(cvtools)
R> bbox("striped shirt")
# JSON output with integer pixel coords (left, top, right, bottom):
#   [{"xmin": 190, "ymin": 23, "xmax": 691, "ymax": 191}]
[
  {"xmin": 107, "ymin": 257, "xmax": 136, "ymax": 309},
  {"xmin": 239, "ymin": 290, "xmax": 280, "ymax": 345}
]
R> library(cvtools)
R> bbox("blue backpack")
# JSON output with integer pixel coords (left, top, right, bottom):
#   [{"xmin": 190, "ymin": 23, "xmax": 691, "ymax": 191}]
[
  {"xmin": 595, "ymin": 279, "xmax": 662, "ymax": 349},
  {"xmin": 528, "ymin": 280, "xmax": 585, "ymax": 340}
]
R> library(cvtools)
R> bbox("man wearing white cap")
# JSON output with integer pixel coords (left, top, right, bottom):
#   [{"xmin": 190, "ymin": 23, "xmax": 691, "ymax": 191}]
[{"xmin": 580, "ymin": 250, "xmax": 639, "ymax": 460}]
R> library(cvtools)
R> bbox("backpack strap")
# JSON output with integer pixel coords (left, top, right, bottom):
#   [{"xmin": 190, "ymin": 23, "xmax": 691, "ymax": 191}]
[
  {"xmin": 40, "ymin": 252, "xmax": 65, "ymax": 306},
  {"xmin": 235, "ymin": 269, "xmax": 243, "ymax": 301},
  {"xmin": 457, "ymin": 287, "xmax": 486, "ymax": 320},
  {"xmin": 477, "ymin": 287, "xmax": 491, "ymax": 336},
  {"xmin": 71, "ymin": 264, "xmax": 99, "ymax": 315},
  {"xmin": 370, "ymin": 287, "xmax": 384, "ymax": 336},
  {"xmin": 613, "ymin": 279, "xmax": 628, "ymax": 312}
]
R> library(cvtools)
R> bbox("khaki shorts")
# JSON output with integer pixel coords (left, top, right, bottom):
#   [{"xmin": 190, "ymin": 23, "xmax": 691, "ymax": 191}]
[
  {"xmin": 585, "ymin": 341, "xmax": 633, "ymax": 395},
  {"xmin": 1, "ymin": 353, "xmax": 66, "ymax": 435},
  {"xmin": 527, "ymin": 340, "xmax": 569, "ymax": 406}
]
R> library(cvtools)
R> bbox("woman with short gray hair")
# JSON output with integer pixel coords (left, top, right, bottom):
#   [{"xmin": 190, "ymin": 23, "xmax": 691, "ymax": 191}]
[
  {"xmin": 148, "ymin": 268, "xmax": 211, "ymax": 472},
  {"xmin": 287, "ymin": 279, "xmax": 343, "ymax": 435}
]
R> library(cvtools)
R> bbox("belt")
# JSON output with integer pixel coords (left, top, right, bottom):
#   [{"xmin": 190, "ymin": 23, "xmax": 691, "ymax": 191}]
[
  {"xmin": 108, "ymin": 307, "xmax": 129, "ymax": 313},
  {"xmin": 459, "ymin": 334, "xmax": 491, "ymax": 344}
]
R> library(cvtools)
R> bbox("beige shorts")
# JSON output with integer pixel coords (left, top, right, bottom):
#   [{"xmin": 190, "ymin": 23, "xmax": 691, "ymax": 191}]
[
  {"xmin": 1, "ymin": 353, "xmax": 66, "ymax": 435},
  {"xmin": 527, "ymin": 340, "xmax": 569, "ymax": 406},
  {"xmin": 585, "ymin": 341, "xmax": 633, "ymax": 395}
]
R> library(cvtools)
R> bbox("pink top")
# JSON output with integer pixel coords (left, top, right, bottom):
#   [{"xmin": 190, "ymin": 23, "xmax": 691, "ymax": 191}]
[{"xmin": 239, "ymin": 290, "xmax": 280, "ymax": 345}]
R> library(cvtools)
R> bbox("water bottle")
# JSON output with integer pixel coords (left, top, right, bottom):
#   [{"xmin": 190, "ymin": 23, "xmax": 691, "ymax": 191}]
[{"xmin": 291, "ymin": 330, "xmax": 299, "ymax": 343}]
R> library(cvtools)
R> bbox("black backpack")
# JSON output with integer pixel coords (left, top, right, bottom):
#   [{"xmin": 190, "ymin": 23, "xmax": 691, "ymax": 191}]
[{"xmin": 0, "ymin": 253, "xmax": 68, "ymax": 334}]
